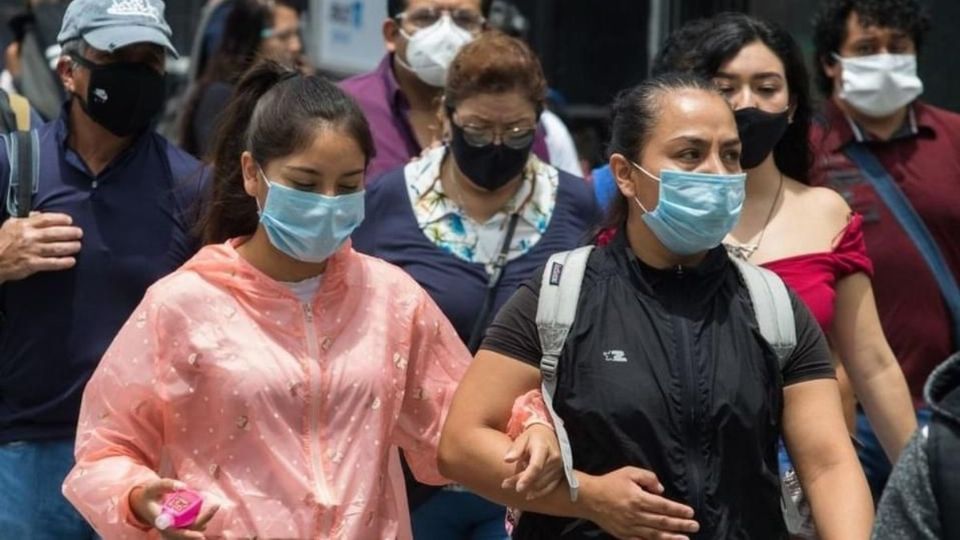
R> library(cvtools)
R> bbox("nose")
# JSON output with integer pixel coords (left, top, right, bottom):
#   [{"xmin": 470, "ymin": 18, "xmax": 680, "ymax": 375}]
[
  {"xmin": 730, "ymin": 88, "xmax": 757, "ymax": 111},
  {"xmin": 700, "ymin": 152, "xmax": 728, "ymax": 175},
  {"xmin": 290, "ymin": 35, "xmax": 303, "ymax": 56}
]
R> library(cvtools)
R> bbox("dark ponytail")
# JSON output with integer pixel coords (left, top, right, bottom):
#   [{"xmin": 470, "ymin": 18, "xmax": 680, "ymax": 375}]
[{"xmin": 199, "ymin": 59, "xmax": 375, "ymax": 245}]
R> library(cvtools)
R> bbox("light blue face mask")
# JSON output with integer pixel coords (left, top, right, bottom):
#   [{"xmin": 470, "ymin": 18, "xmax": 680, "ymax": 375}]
[
  {"xmin": 257, "ymin": 167, "xmax": 365, "ymax": 263},
  {"xmin": 630, "ymin": 162, "xmax": 746, "ymax": 256}
]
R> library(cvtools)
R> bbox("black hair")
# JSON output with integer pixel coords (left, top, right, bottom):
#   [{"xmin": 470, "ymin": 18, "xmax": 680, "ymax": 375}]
[
  {"xmin": 179, "ymin": 0, "xmax": 303, "ymax": 157},
  {"xmin": 813, "ymin": 0, "xmax": 931, "ymax": 96},
  {"xmin": 387, "ymin": 0, "xmax": 493, "ymax": 18},
  {"xmin": 650, "ymin": 12, "xmax": 813, "ymax": 183},
  {"xmin": 604, "ymin": 72, "xmax": 719, "ymax": 232},
  {"xmin": 200, "ymin": 60, "xmax": 375, "ymax": 245}
]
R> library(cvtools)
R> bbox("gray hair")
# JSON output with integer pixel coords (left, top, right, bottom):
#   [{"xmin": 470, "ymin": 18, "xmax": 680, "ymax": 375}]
[{"xmin": 60, "ymin": 38, "xmax": 92, "ymax": 64}]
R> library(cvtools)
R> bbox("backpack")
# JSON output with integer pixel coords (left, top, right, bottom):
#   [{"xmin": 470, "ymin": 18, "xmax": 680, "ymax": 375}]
[
  {"xmin": 0, "ymin": 128, "xmax": 40, "ymax": 219},
  {"xmin": 0, "ymin": 90, "xmax": 32, "ymax": 133},
  {"xmin": 535, "ymin": 245, "xmax": 805, "ymax": 533}
]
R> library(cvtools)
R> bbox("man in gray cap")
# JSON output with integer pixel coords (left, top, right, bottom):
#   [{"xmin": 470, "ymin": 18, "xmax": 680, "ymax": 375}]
[{"xmin": 0, "ymin": 1, "xmax": 208, "ymax": 537}]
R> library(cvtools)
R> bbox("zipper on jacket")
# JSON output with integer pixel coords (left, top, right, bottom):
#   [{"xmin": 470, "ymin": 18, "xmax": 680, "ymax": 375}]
[
  {"xmin": 302, "ymin": 304, "xmax": 332, "ymax": 515},
  {"xmin": 673, "ymin": 311, "xmax": 704, "ymax": 517}
]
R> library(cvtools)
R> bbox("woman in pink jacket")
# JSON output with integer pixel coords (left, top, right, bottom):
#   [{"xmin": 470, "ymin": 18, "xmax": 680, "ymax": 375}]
[{"xmin": 61, "ymin": 60, "xmax": 473, "ymax": 539}]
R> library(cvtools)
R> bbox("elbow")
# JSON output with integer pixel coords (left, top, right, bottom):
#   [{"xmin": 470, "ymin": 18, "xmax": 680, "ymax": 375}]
[{"xmin": 436, "ymin": 426, "xmax": 459, "ymax": 481}]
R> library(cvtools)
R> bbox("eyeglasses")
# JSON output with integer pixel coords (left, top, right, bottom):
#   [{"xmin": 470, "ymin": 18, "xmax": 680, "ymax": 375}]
[
  {"xmin": 261, "ymin": 24, "xmax": 302, "ymax": 43},
  {"xmin": 396, "ymin": 7, "xmax": 485, "ymax": 34},
  {"xmin": 451, "ymin": 116, "xmax": 537, "ymax": 149}
]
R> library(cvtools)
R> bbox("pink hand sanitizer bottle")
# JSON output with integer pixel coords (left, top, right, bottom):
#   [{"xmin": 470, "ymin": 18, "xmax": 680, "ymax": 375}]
[{"xmin": 154, "ymin": 489, "xmax": 203, "ymax": 531}]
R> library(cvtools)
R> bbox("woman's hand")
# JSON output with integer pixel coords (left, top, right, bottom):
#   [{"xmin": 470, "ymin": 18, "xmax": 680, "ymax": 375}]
[
  {"xmin": 129, "ymin": 479, "xmax": 220, "ymax": 540},
  {"xmin": 581, "ymin": 467, "xmax": 700, "ymax": 540},
  {"xmin": 501, "ymin": 423, "xmax": 563, "ymax": 500}
]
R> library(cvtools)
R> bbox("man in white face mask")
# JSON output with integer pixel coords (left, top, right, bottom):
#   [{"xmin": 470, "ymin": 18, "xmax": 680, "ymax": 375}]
[
  {"xmin": 340, "ymin": 0, "xmax": 489, "ymax": 180},
  {"xmin": 810, "ymin": 0, "xmax": 960, "ymax": 506}
]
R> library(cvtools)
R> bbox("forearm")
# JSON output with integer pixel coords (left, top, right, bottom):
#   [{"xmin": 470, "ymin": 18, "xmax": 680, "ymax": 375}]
[
  {"xmin": 847, "ymin": 359, "xmax": 917, "ymax": 462},
  {"xmin": 802, "ymin": 457, "xmax": 874, "ymax": 540},
  {"xmin": 438, "ymin": 425, "xmax": 593, "ymax": 520},
  {"xmin": 63, "ymin": 454, "xmax": 161, "ymax": 535}
]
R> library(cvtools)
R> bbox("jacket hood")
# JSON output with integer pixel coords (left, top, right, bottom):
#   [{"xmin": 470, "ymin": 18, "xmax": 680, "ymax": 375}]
[{"xmin": 924, "ymin": 351, "xmax": 960, "ymax": 426}]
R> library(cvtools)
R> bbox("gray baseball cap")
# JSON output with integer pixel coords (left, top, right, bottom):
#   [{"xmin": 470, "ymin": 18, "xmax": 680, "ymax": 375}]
[{"xmin": 57, "ymin": 0, "xmax": 179, "ymax": 58}]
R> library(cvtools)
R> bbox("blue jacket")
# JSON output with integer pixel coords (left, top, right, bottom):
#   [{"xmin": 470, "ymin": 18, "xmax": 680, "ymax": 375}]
[{"xmin": 0, "ymin": 106, "xmax": 208, "ymax": 443}]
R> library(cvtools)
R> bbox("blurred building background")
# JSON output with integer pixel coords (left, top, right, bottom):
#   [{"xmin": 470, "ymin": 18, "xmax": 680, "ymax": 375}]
[{"xmin": 2, "ymin": 0, "xmax": 957, "ymax": 167}]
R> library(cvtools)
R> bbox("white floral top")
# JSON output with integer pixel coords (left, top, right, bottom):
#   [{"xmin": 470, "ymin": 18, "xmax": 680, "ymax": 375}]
[{"xmin": 404, "ymin": 145, "xmax": 559, "ymax": 275}]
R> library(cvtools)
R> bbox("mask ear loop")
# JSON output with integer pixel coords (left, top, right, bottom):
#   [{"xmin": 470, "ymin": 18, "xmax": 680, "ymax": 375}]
[
  {"xmin": 255, "ymin": 165, "xmax": 273, "ymax": 215},
  {"xmin": 627, "ymin": 160, "xmax": 661, "ymax": 214}
]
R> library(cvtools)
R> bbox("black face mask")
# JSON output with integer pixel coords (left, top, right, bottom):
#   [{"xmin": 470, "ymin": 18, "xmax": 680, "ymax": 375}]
[
  {"xmin": 448, "ymin": 123, "xmax": 532, "ymax": 191},
  {"xmin": 734, "ymin": 107, "xmax": 790, "ymax": 169},
  {"xmin": 70, "ymin": 53, "xmax": 166, "ymax": 137}
]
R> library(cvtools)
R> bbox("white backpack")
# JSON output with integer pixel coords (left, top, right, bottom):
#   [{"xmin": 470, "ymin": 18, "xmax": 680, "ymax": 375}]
[{"xmin": 535, "ymin": 246, "xmax": 805, "ymax": 533}]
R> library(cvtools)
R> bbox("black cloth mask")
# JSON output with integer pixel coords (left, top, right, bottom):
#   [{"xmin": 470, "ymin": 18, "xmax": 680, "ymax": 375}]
[
  {"xmin": 70, "ymin": 53, "xmax": 166, "ymax": 137},
  {"xmin": 448, "ymin": 122, "xmax": 532, "ymax": 191},
  {"xmin": 735, "ymin": 107, "xmax": 790, "ymax": 169}
]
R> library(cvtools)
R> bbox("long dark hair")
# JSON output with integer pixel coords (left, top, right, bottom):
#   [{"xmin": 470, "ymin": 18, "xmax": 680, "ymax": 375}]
[
  {"xmin": 199, "ymin": 60, "xmax": 375, "ymax": 245},
  {"xmin": 179, "ymin": 0, "xmax": 280, "ymax": 156},
  {"xmin": 651, "ymin": 12, "xmax": 813, "ymax": 183},
  {"xmin": 603, "ymin": 73, "xmax": 718, "ymax": 232}
]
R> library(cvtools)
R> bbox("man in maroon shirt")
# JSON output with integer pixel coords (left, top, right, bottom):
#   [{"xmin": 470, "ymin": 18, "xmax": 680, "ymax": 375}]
[
  {"xmin": 810, "ymin": 0, "xmax": 960, "ymax": 501},
  {"xmin": 339, "ymin": 0, "xmax": 489, "ymax": 180},
  {"xmin": 340, "ymin": 0, "xmax": 551, "ymax": 183}
]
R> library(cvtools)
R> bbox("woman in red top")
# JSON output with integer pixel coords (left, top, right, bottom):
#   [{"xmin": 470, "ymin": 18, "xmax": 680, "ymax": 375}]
[{"xmin": 668, "ymin": 13, "xmax": 915, "ymax": 466}]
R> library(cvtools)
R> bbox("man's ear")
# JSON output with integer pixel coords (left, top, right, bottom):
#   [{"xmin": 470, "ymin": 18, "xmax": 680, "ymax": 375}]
[
  {"xmin": 57, "ymin": 56, "xmax": 76, "ymax": 94},
  {"xmin": 821, "ymin": 54, "xmax": 841, "ymax": 92},
  {"xmin": 383, "ymin": 18, "xmax": 400, "ymax": 53}
]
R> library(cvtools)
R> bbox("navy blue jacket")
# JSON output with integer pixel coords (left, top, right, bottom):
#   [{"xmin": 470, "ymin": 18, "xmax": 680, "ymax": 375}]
[{"xmin": 0, "ymin": 106, "xmax": 208, "ymax": 443}]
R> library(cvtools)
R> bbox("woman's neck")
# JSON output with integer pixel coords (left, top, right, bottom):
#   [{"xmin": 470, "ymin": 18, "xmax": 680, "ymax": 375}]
[
  {"xmin": 745, "ymin": 156, "xmax": 782, "ymax": 199},
  {"xmin": 236, "ymin": 230, "xmax": 327, "ymax": 283},
  {"xmin": 625, "ymin": 213, "xmax": 706, "ymax": 270},
  {"xmin": 440, "ymin": 151, "xmax": 523, "ymax": 223}
]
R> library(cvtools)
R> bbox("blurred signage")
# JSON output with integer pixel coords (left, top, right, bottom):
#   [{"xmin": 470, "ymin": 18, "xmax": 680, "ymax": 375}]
[{"xmin": 309, "ymin": 0, "xmax": 386, "ymax": 75}]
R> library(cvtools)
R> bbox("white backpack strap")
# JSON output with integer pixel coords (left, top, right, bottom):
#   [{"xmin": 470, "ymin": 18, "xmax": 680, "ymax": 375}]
[
  {"xmin": 730, "ymin": 256, "xmax": 805, "ymax": 534},
  {"xmin": 730, "ymin": 257, "xmax": 796, "ymax": 367},
  {"xmin": 535, "ymin": 245, "xmax": 593, "ymax": 502}
]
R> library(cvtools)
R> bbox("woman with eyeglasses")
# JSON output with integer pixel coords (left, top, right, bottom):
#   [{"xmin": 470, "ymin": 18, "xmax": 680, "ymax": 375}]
[
  {"xmin": 352, "ymin": 31, "xmax": 599, "ymax": 540},
  {"xmin": 178, "ymin": 0, "xmax": 305, "ymax": 159}
]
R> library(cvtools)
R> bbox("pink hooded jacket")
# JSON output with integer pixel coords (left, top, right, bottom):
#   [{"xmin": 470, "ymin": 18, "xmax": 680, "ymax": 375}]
[{"xmin": 63, "ymin": 239, "xmax": 472, "ymax": 539}]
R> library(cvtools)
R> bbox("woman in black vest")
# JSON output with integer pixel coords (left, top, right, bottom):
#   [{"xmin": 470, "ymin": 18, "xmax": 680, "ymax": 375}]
[{"xmin": 438, "ymin": 73, "xmax": 873, "ymax": 539}]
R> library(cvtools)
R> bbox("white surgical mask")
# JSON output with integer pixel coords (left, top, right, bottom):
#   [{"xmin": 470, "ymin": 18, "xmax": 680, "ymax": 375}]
[
  {"xmin": 835, "ymin": 53, "xmax": 923, "ymax": 117},
  {"xmin": 396, "ymin": 13, "xmax": 473, "ymax": 87}
]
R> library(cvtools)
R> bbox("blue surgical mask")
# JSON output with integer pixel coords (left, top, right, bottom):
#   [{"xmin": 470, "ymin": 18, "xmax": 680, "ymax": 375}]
[
  {"xmin": 630, "ymin": 162, "xmax": 746, "ymax": 256},
  {"xmin": 257, "ymin": 168, "xmax": 365, "ymax": 263}
]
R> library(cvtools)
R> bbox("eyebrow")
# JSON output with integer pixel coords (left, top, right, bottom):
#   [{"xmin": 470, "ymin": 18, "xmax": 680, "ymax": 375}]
[
  {"xmin": 460, "ymin": 116, "xmax": 537, "ymax": 125},
  {"xmin": 714, "ymin": 71, "xmax": 784, "ymax": 81},
  {"xmin": 721, "ymin": 138, "xmax": 742, "ymax": 148},
  {"xmin": 666, "ymin": 135, "xmax": 710, "ymax": 145},
  {"xmin": 341, "ymin": 168, "xmax": 366, "ymax": 178},
  {"xmin": 284, "ymin": 165, "xmax": 321, "ymax": 175}
]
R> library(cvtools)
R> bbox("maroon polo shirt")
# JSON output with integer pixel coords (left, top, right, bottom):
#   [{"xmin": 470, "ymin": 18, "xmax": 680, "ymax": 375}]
[
  {"xmin": 810, "ymin": 99, "xmax": 960, "ymax": 406},
  {"xmin": 340, "ymin": 54, "xmax": 549, "ymax": 183}
]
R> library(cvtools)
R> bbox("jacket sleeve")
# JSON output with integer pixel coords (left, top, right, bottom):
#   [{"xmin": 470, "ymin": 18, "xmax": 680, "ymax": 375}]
[
  {"xmin": 391, "ymin": 289, "xmax": 472, "ymax": 486},
  {"xmin": 62, "ymin": 292, "xmax": 168, "ymax": 538},
  {"xmin": 871, "ymin": 428, "xmax": 941, "ymax": 540},
  {"xmin": 506, "ymin": 389, "xmax": 554, "ymax": 440}
]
